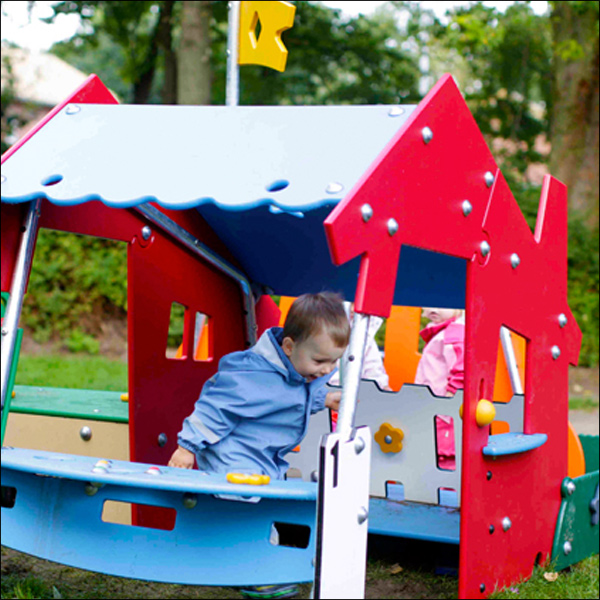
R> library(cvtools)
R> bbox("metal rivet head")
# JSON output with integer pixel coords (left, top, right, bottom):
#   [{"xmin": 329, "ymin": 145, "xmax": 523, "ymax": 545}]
[
  {"xmin": 552, "ymin": 345, "xmax": 561, "ymax": 360},
  {"xmin": 357, "ymin": 507, "xmax": 369, "ymax": 525},
  {"xmin": 141, "ymin": 226, "xmax": 152, "ymax": 240},
  {"xmin": 422, "ymin": 126, "xmax": 433, "ymax": 144},
  {"xmin": 480, "ymin": 584, "xmax": 486, "ymax": 593},
  {"xmin": 387, "ymin": 218, "xmax": 399, "ymax": 236},
  {"xmin": 563, "ymin": 541, "xmax": 572, "ymax": 555},
  {"xmin": 566, "ymin": 481, "xmax": 576, "ymax": 495},
  {"xmin": 1, "ymin": 328, "xmax": 8, "ymax": 336},
  {"xmin": 84, "ymin": 483, "xmax": 99, "ymax": 496},
  {"xmin": 361, "ymin": 204, "xmax": 373, "ymax": 223},
  {"xmin": 65, "ymin": 104, "xmax": 81, "ymax": 115},
  {"xmin": 558, "ymin": 313, "xmax": 568, "ymax": 328},
  {"xmin": 486, "ymin": 471, "xmax": 493, "ymax": 481},
  {"xmin": 489, "ymin": 525, "xmax": 495, "ymax": 534},
  {"xmin": 462, "ymin": 200, "xmax": 473, "ymax": 217},
  {"xmin": 354, "ymin": 437, "xmax": 366, "ymax": 454},
  {"xmin": 79, "ymin": 426, "xmax": 92, "ymax": 442},
  {"xmin": 326, "ymin": 182, "xmax": 344, "ymax": 194},
  {"xmin": 502, "ymin": 517, "xmax": 512, "ymax": 531},
  {"xmin": 388, "ymin": 106, "xmax": 405, "ymax": 117},
  {"xmin": 485, "ymin": 172, "xmax": 495, "ymax": 187},
  {"xmin": 384, "ymin": 435, "xmax": 393, "ymax": 444},
  {"xmin": 480, "ymin": 241, "xmax": 491, "ymax": 257},
  {"xmin": 510, "ymin": 253, "xmax": 521, "ymax": 269},
  {"xmin": 310, "ymin": 470, "xmax": 319, "ymax": 482},
  {"xmin": 182, "ymin": 493, "xmax": 198, "ymax": 509},
  {"xmin": 157, "ymin": 433, "xmax": 168, "ymax": 447},
  {"xmin": 348, "ymin": 355, "xmax": 355, "ymax": 362}
]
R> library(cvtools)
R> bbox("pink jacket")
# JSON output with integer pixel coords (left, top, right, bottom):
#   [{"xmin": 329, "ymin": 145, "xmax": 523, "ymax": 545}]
[{"xmin": 415, "ymin": 316, "xmax": 465, "ymax": 396}]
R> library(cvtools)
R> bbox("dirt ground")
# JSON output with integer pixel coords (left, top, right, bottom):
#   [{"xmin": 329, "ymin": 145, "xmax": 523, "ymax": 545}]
[{"xmin": 568, "ymin": 366, "xmax": 599, "ymax": 435}]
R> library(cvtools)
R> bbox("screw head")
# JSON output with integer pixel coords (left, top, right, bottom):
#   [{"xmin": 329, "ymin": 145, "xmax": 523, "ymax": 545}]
[
  {"xmin": 384, "ymin": 435, "xmax": 393, "ymax": 444},
  {"xmin": 357, "ymin": 506, "xmax": 369, "ymax": 524},
  {"xmin": 566, "ymin": 480, "xmax": 576, "ymax": 495},
  {"xmin": 1, "ymin": 328, "xmax": 8, "ymax": 336},
  {"xmin": 510, "ymin": 253, "xmax": 520, "ymax": 269},
  {"xmin": 558, "ymin": 313, "xmax": 568, "ymax": 328},
  {"xmin": 462, "ymin": 200, "xmax": 473, "ymax": 216},
  {"xmin": 387, "ymin": 218, "xmax": 399, "ymax": 236},
  {"xmin": 422, "ymin": 126, "xmax": 433, "ymax": 144},
  {"xmin": 485, "ymin": 171, "xmax": 495, "ymax": 187},
  {"xmin": 310, "ymin": 470, "xmax": 319, "ymax": 482},
  {"xmin": 182, "ymin": 493, "xmax": 198, "ymax": 509},
  {"xmin": 551, "ymin": 345, "xmax": 561, "ymax": 360},
  {"xmin": 487, "ymin": 471, "xmax": 493, "ymax": 481},
  {"xmin": 489, "ymin": 525, "xmax": 495, "ymax": 534},
  {"xmin": 79, "ymin": 426, "xmax": 92, "ymax": 442},
  {"xmin": 354, "ymin": 437, "xmax": 366, "ymax": 454},
  {"xmin": 157, "ymin": 433, "xmax": 168, "ymax": 447},
  {"xmin": 388, "ymin": 106, "xmax": 405, "ymax": 117},
  {"xmin": 65, "ymin": 104, "xmax": 81, "ymax": 115},
  {"xmin": 84, "ymin": 483, "xmax": 99, "ymax": 496},
  {"xmin": 141, "ymin": 226, "xmax": 152, "ymax": 240},
  {"xmin": 563, "ymin": 541, "xmax": 572, "ymax": 555},
  {"xmin": 480, "ymin": 241, "xmax": 491, "ymax": 257},
  {"xmin": 502, "ymin": 517, "xmax": 512, "ymax": 531},
  {"xmin": 326, "ymin": 182, "xmax": 344, "ymax": 194},
  {"xmin": 361, "ymin": 204, "xmax": 373, "ymax": 223}
]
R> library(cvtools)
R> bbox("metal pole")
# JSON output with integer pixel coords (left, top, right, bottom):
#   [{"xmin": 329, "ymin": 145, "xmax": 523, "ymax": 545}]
[
  {"xmin": 133, "ymin": 204, "xmax": 257, "ymax": 347},
  {"xmin": 226, "ymin": 1, "xmax": 241, "ymax": 106},
  {"xmin": 336, "ymin": 312, "xmax": 370, "ymax": 441},
  {"xmin": 1, "ymin": 199, "xmax": 42, "ymax": 415},
  {"xmin": 500, "ymin": 326, "xmax": 524, "ymax": 395}
]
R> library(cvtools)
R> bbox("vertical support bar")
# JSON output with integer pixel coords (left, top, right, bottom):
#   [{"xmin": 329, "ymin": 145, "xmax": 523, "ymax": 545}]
[
  {"xmin": 500, "ymin": 326, "xmax": 524, "ymax": 395},
  {"xmin": 336, "ymin": 312, "xmax": 370, "ymax": 441},
  {"xmin": 1, "ymin": 199, "xmax": 41, "ymax": 415},
  {"xmin": 226, "ymin": 1, "xmax": 241, "ymax": 106}
]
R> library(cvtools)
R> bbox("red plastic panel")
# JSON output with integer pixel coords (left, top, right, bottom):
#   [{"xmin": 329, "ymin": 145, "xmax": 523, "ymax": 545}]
[
  {"xmin": 128, "ymin": 226, "xmax": 247, "ymax": 528},
  {"xmin": 458, "ymin": 173, "xmax": 582, "ymax": 599},
  {"xmin": 324, "ymin": 74, "xmax": 497, "ymax": 317},
  {"xmin": 0, "ymin": 203, "xmax": 28, "ymax": 292}
]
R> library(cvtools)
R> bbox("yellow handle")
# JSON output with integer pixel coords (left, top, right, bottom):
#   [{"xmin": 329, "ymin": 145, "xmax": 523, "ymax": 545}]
[{"xmin": 226, "ymin": 472, "xmax": 271, "ymax": 486}]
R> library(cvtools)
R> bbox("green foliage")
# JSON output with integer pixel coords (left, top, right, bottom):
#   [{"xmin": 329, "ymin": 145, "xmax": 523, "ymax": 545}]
[{"xmin": 21, "ymin": 229, "xmax": 127, "ymax": 352}]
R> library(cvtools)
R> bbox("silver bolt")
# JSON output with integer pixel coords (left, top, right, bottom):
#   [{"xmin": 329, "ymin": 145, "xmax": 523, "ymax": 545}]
[
  {"xmin": 422, "ymin": 126, "xmax": 433, "ymax": 144},
  {"xmin": 79, "ymin": 426, "xmax": 92, "ymax": 442},
  {"xmin": 510, "ymin": 253, "xmax": 521, "ymax": 269},
  {"xmin": 141, "ymin": 226, "xmax": 152, "ymax": 240},
  {"xmin": 361, "ymin": 204, "xmax": 373, "ymax": 223},
  {"xmin": 357, "ymin": 506, "xmax": 369, "ymax": 525},
  {"xmin": 1, "ymin": 328, "xmax": 8, "ymax": 336},
  {"xmin": 158, "ymin": 433, "xmax": 168, "ymax": 447},
  {"xmin": 552, "ymin": 345, "xmax": 561, "ymax": 360},
  {"xmin": 354, "ymin": 437, "xmax": 366, "ymax": 454},
  {"xmin": 480, "ymin": 241, "xmax": 491, "ymax": 257},
  {"xmin": 326, "ymin": 182, "xmax": 344, "ymax": 194},
  {"xmin": 558, "ymin": 314, "xmax": 568, "ymax": 328},
  {"xmin": 388, "ymin": 106, "xmax": 405, "ymax": 117},
  {"xmin": 387, "ymin": 218, "xmax": 399, "ymax": 236},
  {"xmin": 485, "ymin": 172, "xmax": 495, "ymax": 188},
  {"xmin": 462, "ymin": 200, "xmax": 473, "ymax": 217},
  {"xmin": 502, "ymin": 517, "xmax": 512, "ymax": 531},
  {"xmin": 183, "ymin": 493, "xmax": 198, "ymax": 509},
  {"xmin": 566, "ymin": 481, "xmax": 576, "ymax": 495},
  {"xmin": 84, "ymin": 483, "xmax": 99, "ymax": 496},
  {"xmin": 563, "ymin": 541, "xmax": 572, "ymax": 555},
  {"xmin": 385, "ymin": 435, "xmax": 393, "ymax": 444},
  {"xmin": 65, "ymin": 104, "xmax": 81, "ymax": 115},
  {"xmin": 310, "ymin": 470, "xmax": 319, "ymax": 482}
]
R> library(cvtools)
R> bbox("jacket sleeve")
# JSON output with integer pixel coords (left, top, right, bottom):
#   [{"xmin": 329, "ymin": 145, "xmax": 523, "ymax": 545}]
[
  {"xmin": 310, "ymin": 385, "xmax": 329, "ymax": 414},
  {"xmin": 177, "ymin": 366, "xmax": 272, "ymax": 455},
  {"xmin": 443, "ymin": 323, "xmax": 465, "ymax": 395}
]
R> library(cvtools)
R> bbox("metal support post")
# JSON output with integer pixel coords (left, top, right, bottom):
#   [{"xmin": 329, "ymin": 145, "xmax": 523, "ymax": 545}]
[
  {"xmin": 226, "ymin": 1, "xmax": 241, "ymax": 106},
  {"xmin": 500, "ymin": 326, "xmax": 524, "ymax": 395}
]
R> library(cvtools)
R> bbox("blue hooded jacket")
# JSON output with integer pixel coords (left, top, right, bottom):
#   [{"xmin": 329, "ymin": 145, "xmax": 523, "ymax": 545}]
[{"xmin": 177, "ymin": 327, "xmax": 334, "ymax": 479}]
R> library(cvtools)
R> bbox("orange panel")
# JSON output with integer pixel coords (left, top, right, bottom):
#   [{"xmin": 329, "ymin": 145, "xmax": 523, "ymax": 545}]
[
  {"xmin": 383, "ymin": 306, "xmax": 422, "ymax": 392},
  {"xmin": 278, "ymin": 296, "xmax": 296, "ymax": 327},
  {"xmin": 567, "ymin": 421, "xmax": 586, "ymax": 479}
]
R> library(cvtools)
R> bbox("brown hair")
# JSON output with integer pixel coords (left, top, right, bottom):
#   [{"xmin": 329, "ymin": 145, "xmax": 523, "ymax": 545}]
[{"xmin": 283, "ymin": 292, "xmax": 350, "ymax": 347}]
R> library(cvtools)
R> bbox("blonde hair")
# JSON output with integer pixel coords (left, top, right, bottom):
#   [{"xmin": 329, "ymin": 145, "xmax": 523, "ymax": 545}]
[{"xmin": 283, "ymin": 292, "xmax": 351, "ymax": 347}]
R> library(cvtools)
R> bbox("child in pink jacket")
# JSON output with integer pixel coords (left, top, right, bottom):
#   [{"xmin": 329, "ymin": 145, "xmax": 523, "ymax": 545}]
[{"xmin": 415, "ymin": 307, "xmax": 465, "ymax": 470}]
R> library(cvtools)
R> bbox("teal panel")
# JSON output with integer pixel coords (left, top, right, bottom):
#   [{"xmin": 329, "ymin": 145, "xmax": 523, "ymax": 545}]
[{"xmin": 580, "ymin": 435, "xmax": 599, "ymax": 474}]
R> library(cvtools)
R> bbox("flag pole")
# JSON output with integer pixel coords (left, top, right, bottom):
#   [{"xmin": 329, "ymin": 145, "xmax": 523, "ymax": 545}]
[{"xmin": 226, "ymin": 1, "xmax": 241, "ymax": 106}]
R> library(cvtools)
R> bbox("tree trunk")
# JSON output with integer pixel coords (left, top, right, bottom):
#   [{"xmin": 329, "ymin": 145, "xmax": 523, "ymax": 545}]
[
  {"xmin": 158, "ymin": 0, "xmax": 178, "ymax": 104},
  {"xmin": 549, "ymin": 2, "xmax": 599, "ymax": 226},
  {"xmin": 177, "ymin": 0, "xmax": 212, "ymax": 105}
]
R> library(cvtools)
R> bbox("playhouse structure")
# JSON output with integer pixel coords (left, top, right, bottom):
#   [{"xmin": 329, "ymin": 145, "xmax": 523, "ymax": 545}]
[{"xmin": 1, "ymin": 71, "xmax": 598, "ymax": 599}]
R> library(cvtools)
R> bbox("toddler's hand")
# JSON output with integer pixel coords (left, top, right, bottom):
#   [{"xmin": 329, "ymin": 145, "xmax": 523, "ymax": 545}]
[
  {"xmin": 168, "ymin": 446, "xmax": 195, "ymax": 469},
  {"xmin": 325, "ymin": 391, "xmax": 342, "ymax": 411}
]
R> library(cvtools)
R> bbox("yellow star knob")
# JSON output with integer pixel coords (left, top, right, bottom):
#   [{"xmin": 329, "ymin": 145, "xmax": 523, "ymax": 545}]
[{"xmin": 374, "ymin": 423, "xmax": 405, "ymax": 454}]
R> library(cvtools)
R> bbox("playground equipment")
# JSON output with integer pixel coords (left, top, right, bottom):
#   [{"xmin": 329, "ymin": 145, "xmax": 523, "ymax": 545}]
[{"xmin": 1, "ymin": 4, "xmax": 598, "ymax": 597}]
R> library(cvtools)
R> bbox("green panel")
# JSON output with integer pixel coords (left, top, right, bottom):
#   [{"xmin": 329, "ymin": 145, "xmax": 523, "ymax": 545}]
[
  {"xmin": 1, "ymin": 291, "xmax": 8, "ymax": 318},
  {"xmin": 551, "ymin": 473, "xmax": 600, "ymax": 571},
  {"xmin": 580, "ymin": 434, "xmax": 599, "ymax": 474},
  {"xmin": 1, "ymin": 328, "xmax": 23, "ymax": 445},
  {"xmin": 10, "ymin": 385, "xmax": 128, "ymax": 423}
]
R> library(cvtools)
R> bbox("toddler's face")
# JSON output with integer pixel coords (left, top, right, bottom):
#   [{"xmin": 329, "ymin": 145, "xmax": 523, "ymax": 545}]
[
  {"xmin": 422, "ymin": 307, "xmax": 458, "ymax": 324},
  {"xmin": 283, "ymin": 328, "xmax": 346, "ymax": 382}
]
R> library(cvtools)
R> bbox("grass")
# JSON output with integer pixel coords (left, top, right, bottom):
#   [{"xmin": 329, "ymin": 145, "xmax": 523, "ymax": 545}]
[
  {"xmin": 14, "ymin": 353, "xmax": 128, "ymax": 392},
  {"xmin": 569, "ymin": 397, "xmax": 599, "ymax": 412}
]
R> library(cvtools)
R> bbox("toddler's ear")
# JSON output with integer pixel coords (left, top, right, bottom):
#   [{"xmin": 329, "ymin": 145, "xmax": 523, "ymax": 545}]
[{"xmin": 281, "ymin": 336, "xmax": 295, "ymax": 357}]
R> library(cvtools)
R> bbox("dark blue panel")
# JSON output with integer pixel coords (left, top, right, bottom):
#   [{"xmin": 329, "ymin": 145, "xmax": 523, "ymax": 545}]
[{"xmin": 198, "ymin": 205, "xmax": 466, "ymax": 310}]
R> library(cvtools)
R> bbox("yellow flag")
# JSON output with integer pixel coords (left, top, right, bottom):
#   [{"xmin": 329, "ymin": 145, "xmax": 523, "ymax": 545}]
[{"xmin": 238, "ymin": 1, "xmax": 296, "ymax": 72}]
